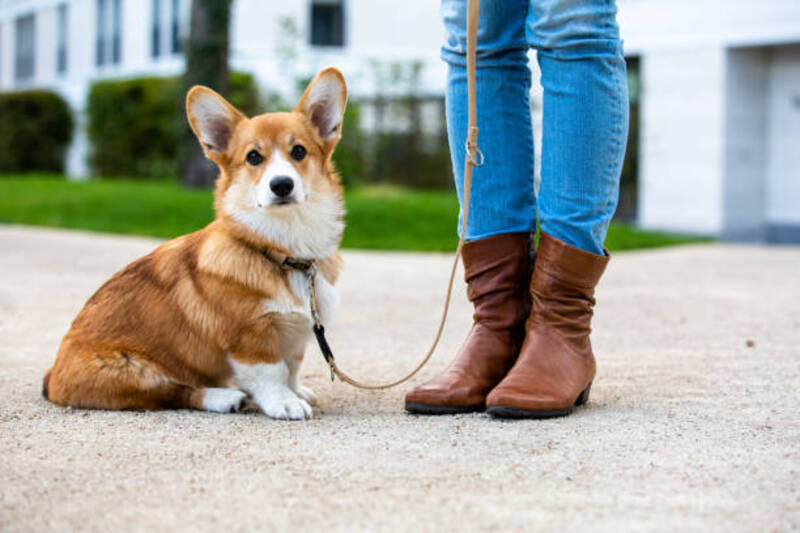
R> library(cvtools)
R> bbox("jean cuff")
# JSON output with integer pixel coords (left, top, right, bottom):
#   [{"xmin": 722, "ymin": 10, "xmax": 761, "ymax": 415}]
[
  {"xmin": 441, "ymin": 46, "xmax": 530, "ymax": 69},
  {"xmin": 535, "ymin": 38, "xmax": 625, "ymax": 61}
]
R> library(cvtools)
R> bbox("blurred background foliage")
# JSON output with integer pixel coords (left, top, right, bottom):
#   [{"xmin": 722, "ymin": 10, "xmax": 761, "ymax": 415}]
[
  {"xmin": 0, "ymin": 90, "xmax": 73, "ymax": 173},
  {"xmin": 87, "ymin": 71, "xmax": 258, "ymax": 178},
  {"xmin": 76, "ymin": 62, "xmax": 453, "ymax": 189}
]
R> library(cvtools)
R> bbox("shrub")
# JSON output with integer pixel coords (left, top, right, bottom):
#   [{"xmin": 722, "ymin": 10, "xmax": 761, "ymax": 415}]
[
  {"xmin": 360, "ymin": 96, "xmax": 452, "ymax": 189},
  {"xmin": 332, "ymin": 101, "xmax": 364, "ymax": 187},
  {"xmin": 87, "ymin": 77, "xmax": 181, "ymax": 178},
  {"xmin": 87, "ymin": 72, "xmax": 259, "ymax": 179},
  {"xmin": 229, "ymin": 71, "xmax": 260, "ymax": 117},
  {"xmin": 0, "ymin": 90, "xmax": 73, "ymax": 174}
]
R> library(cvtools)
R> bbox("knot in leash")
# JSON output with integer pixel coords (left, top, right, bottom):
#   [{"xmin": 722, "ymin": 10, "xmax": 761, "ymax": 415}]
[{"xmin": 465, "ymin": 126, "xmax": 484, "ymax": 167}]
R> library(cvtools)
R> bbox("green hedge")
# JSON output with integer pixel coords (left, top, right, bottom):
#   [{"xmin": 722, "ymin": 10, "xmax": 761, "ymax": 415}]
[
  {"xmin": 332, "ymin": 101, "xmax": 364, "ymax": 187},
  {"xmin": 87, "ymin": 72, "xmax": 259, "ymax": 178},
  {"xmin": 0, "ymin": 90, "xmax": 73, "ymax": 174}
]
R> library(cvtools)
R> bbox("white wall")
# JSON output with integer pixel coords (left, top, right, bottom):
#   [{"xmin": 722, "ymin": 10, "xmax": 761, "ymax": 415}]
[
  {"xmin": 723, "ymin": 48, "xmax": 768, "ymax": 241},
  {"xmin": 618, "ymin": 0, "xmax": 800, "ymax": 53},
  {"xmin": 765, "ymin": 45, "xmax": 800, "ymax": 231},
  {"xmin": 230, "ymin": 0, "xmax": 444, "ymax": 102},
  {"xmin": 620, "ymin": 0, "xmax": 800, "ymax": 240},
  {"xmin": 0, "ymin": 0, "xmax": 191, "ymax": 90},
  {"xmin": 0, "ymin": 10, "xmax": 10, "ymax": 86},
  {"xmin": 638, "ymin": 47, "xmax": 726, "ymax": 235}
]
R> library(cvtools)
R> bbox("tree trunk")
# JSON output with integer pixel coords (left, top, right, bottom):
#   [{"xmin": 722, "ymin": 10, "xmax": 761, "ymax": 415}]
[{"xmin": 179, "ymin": 0, "xmax": 232, "ymax": 188}]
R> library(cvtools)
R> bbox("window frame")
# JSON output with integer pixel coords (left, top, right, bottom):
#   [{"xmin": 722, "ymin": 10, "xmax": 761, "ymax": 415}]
[
  {"xmin": 111, "ymin": 0, "xmax": 121, "ymax": 64},
  {"xmin": 309, "ymin": 0, "xmax": 345, "ymax": 48},
  {"xmin": 151, "ymin": 0, "xmax": 161, "ymax": 58},
  {"xmin": 14, "ymin": 13, "xmax": 36, "ymax": 83},
  {"xmin": 95, "ymin": 0, "xmax": 105, "ymax": 66},
  {"xmin": 56, "ymin": 3, "xmax": 68, "ymax": 75},
  {"xmin": 170, "ymin": 0, "xmax": 181, "ymax": 54},
  {"xmin": 96, "ymin": 0, "xmax": 122, "ymax": 68}
]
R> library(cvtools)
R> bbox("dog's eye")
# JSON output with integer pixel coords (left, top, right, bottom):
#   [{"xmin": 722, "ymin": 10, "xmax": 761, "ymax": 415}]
[
  {"xmin": 246, "ymin": 150, "xmax": 263, "ymax": 166},
  {"xmin": 290, "ymin": 145, "xmax": 307, "ymax": 162}
]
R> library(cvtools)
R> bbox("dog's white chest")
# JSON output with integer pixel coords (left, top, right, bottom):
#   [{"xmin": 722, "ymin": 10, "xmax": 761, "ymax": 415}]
[{"xmin": 262, "ymin": 269, "xmax": 339, "ymax": 326}]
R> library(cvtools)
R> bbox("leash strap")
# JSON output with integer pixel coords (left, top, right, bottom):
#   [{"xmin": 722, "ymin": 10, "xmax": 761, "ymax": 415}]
[{"xmin": 301, "ymin": 0, "xmax": 481, "ymax": 390}]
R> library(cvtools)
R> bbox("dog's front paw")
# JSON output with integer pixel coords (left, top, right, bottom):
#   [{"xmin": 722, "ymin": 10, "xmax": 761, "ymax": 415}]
[
  {"xmin": 257, "ymin": 390, "xmax": 312, "ymax": 420},
  {"xmin": 202, "ymin": 388, "xmax": 248, "ymax": 413},
  {"xmin": 293, "ymin": 385, "xmax": 318, "ymax": 406}
]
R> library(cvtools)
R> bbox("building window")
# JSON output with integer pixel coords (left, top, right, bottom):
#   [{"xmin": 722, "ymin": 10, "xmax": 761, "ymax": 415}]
[
  {"xmin": 170, "ymin": 0, "xmax": 182, "ymax": 54},
  {"xmin": 96, "ymin": 0, "xmax": 122, "ymax": 67},
  {"xmin": 111, "ymin": 0, "xmax": 121, "ymax": 63},
  {"xmin": 151, "ymin": 0, "xmax": 161, "ymax": 57},
  {"xmin": 57, "ymin": 4, "xmax": 68, "ymax": 75},
  {"xmin": 310, "ymin": 0, "xmax": 344, "ymax": 47},
  {"xmin": 95, "ymin": 0, "xmax": 104, "ymax": 65},
  {"xmin": 152, "ymin": 0, "xmax": 181, "ymax": 59},
  {"xmin": 14, "ymin": 14, "xmax": 36, "ymax": 82}
]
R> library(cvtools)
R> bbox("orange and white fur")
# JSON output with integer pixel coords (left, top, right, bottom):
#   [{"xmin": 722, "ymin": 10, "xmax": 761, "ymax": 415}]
[{"xmin": 43, "ymin": 68, "xmax": 347, "ymax": 420}]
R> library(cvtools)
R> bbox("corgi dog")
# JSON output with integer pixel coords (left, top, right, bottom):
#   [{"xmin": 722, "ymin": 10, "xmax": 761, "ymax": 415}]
[{"xmin": 42, "ymin": 68, "xmax": 347, "ymax": 420}]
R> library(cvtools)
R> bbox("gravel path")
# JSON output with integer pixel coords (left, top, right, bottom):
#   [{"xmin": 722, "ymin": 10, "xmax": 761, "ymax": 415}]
[{"xmin": 1, "ymin": 225, "xmax": 797, "ymax": 532}]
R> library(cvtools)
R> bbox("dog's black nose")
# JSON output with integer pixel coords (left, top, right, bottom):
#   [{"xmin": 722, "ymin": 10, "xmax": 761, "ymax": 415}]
[{"xmin": 270, "ymin": 176, "xmax": 294, "ymax": 197}]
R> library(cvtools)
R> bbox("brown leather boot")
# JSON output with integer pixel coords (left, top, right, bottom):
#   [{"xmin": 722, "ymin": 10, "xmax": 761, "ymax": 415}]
[
  {"xmin": 486, "ymin": 232, "xmax": 609, "ymax": 418},
  {"xmin": 405, "ymin": 232, "xmax": 532, "ymax": 414}
]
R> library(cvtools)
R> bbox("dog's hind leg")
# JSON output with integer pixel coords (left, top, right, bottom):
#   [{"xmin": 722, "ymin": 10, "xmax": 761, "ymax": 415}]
[
  {"xmin": 196, "ymin": 387, "xmax": 248, "ymax": 413},
  {"xmin": 45, "ymin": 348, "xmax": 246, "ymax": 412}
]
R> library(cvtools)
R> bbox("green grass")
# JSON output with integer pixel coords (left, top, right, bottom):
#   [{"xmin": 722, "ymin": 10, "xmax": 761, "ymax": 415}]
[{"xmin": 0, "ymin": 175, "xmax": 706, "ymax": 252}]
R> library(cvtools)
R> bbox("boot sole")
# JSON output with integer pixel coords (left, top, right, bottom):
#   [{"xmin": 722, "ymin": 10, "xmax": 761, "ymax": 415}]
[
  {"xmin": 405, "ymin": 402, "xmax": 484, "ymax": 415},
  {"xmin": 486, "ymin": 383, "xmax": 592, "ymax": 420}
]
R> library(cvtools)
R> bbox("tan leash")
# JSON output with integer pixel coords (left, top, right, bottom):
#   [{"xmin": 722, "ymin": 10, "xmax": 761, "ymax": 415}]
[{"xmin": 274, "ymin": 0, "xmax": 482, "ymax": 390}]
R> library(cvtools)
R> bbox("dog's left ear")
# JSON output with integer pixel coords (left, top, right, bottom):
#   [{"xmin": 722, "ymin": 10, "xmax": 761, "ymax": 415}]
[{"xmin": 295, "ymin": 67, "xmax": 348, "ymax": 153}]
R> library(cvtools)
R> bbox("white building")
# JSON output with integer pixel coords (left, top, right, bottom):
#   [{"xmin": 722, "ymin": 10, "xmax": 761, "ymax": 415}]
[
  {"xmin": 1, "ymin": 0, "xmax": 799, "ymax": 242},
  {"xmin": 620, "ymin": 0, "xmax": 800, "ymax": 243}
]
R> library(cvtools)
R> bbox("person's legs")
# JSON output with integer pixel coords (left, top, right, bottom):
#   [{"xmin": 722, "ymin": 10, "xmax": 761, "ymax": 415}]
[
  {"xmin": 406, "ymin": 0, "xmax": 535, "ymax": 414},
  {"xmin": 486, "ymin": 0, "xmax": 628, "ymax": 418},
  {"xmin": 529, "ymin": 0, "xmax": 629, "ymax": 254},
  {"xmin": 441, "ymin": 0, "xmax": 536, "ymax": 240}
]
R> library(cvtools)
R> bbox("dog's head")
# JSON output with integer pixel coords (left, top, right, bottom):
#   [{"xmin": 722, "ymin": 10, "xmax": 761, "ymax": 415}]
[{"xmin": 186, "ymin": 67, "xmax": 346, "ymax": 259}]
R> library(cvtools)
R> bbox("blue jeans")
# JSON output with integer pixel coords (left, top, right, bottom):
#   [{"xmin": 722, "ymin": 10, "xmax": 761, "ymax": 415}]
[{"xmin": 442, "ymin": 0, "xmax": 629, "ymax": 255}]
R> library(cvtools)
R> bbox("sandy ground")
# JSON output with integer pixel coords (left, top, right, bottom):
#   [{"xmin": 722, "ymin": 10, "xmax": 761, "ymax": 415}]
[{"xmin": 0, "ymin": 225, "xmax": 798, "ymax": 532}]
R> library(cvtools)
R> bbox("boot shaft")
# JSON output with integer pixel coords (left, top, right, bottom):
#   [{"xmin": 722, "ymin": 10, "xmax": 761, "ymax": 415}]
[
  {"xmin": 528, "ymin": 233, "xmax": 610, "ymax": 338},
  {"xmin": 461, "ymin": 232, "xmax": 533, "ymax": 336}
]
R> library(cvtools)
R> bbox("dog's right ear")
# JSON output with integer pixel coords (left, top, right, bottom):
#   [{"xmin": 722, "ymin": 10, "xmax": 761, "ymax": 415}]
[{"xmin": 186, "ymin": 86, "xmax": 245, "ymax": 161}]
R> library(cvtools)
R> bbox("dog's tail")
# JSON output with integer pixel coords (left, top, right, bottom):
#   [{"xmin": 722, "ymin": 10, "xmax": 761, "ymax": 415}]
[{"xmin": 42, "ymin": 370, "xmax": 51, "ymax": 400}]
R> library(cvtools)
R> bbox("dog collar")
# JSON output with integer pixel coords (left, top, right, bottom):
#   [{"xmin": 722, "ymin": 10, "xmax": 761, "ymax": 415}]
[{"xmin": 261, "ymin": 248, "xmax": 315, "ymax": 272}]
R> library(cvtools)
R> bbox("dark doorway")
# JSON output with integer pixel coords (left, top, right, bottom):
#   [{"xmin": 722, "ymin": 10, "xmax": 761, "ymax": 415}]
[{"xmin": 615, "ymin": 56, "xmax": 640, "ymax": 223}]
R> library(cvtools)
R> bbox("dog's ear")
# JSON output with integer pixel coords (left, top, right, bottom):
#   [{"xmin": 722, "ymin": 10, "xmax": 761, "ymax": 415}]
[
  {"xmin": 295, "ymin": 67, "xmax": 348, "ymax": 153},
  {"xmin": 186, "ymin": 86, "xmax": 246, "ymax": 161}
]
